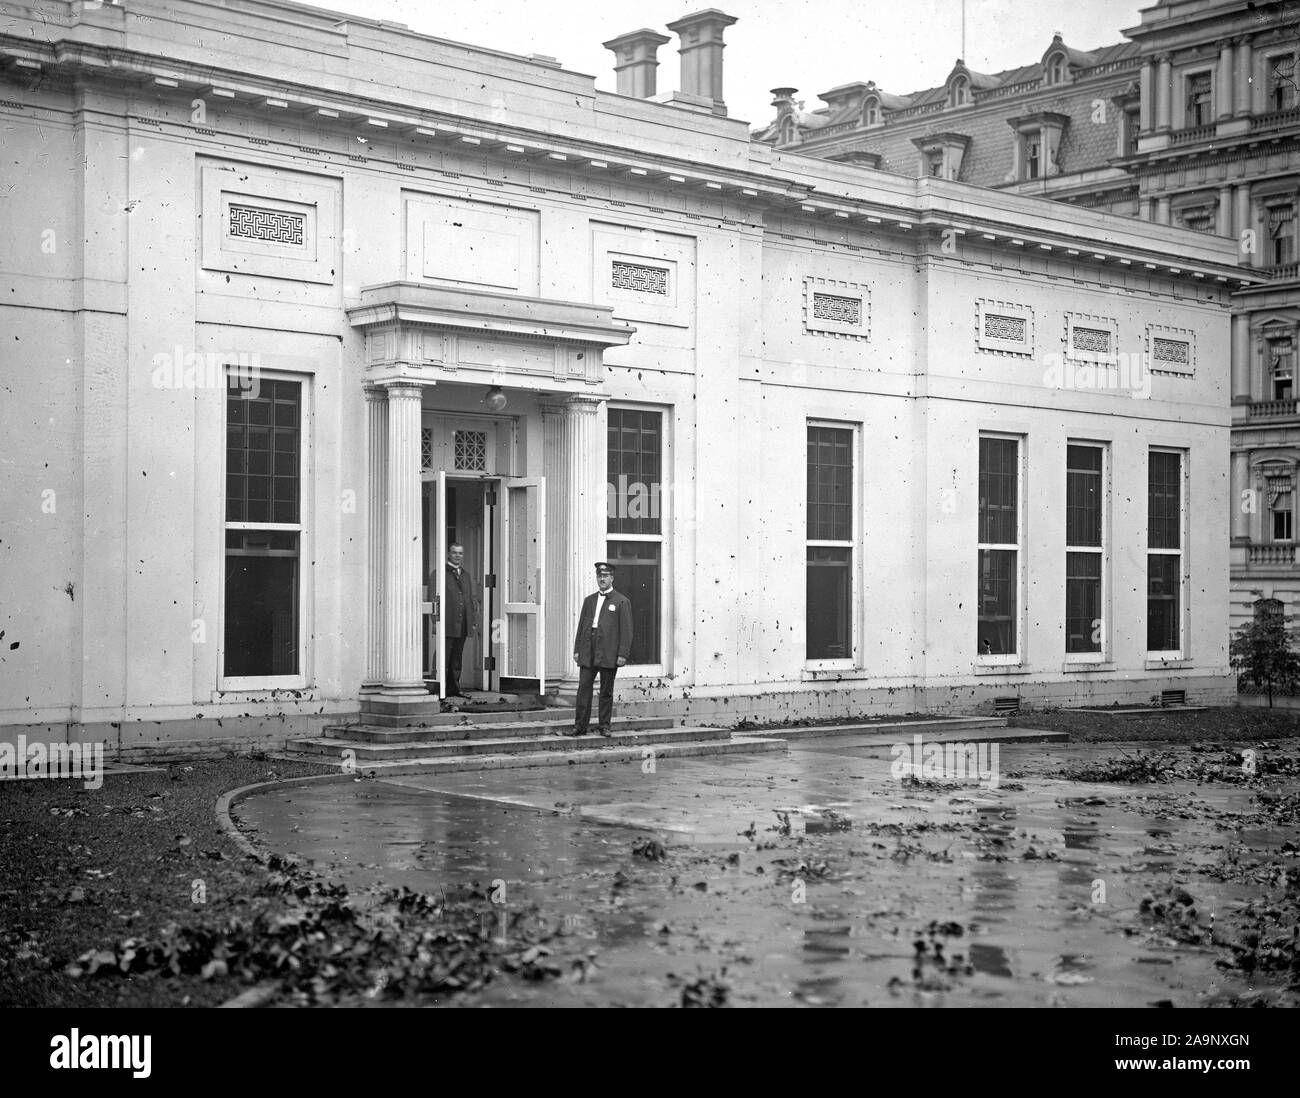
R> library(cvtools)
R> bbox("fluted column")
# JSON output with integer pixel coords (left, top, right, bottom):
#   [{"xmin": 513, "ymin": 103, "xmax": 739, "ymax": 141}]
[
  {"xmin": 541, "ymin": 395, "xmax": 607, "ymax": 684},
  {"xmin": 1232, "ymin": 450, "xmax": 1250, "ymax": 540},
  {"xmin": 1156, "ymin": 54, "xmax": 1172, "ymax": 131},
  {"xmin": 1217, "ymin": 185, "xmax": 1233, "ymax": 236},
  {"xmin": 362, "ymin": 384, "xmax": 388, "ymax": 690},
  {"xmin": 381, "ymin": 382, "xmax": 427, "ymax": 694}
]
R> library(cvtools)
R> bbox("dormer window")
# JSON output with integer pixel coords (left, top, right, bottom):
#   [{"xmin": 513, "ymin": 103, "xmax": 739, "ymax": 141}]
[
  {"xmin": 1008, "ymin": 112, "xmax": 1069, "ymax": 183},
  {"xmin": 1025, "ymin": 136, "xmax": 1041, "ymax": 179},
  {"xmin": 778, "ymin": 115, "xmax": 796, "ymax": 144},
  {"xmin": 862, "ymin": 98, "xmax": 880, "ymax": 127},
  {"xmin": 950, "ymin": 76, "xmax": 969, "ymax": 108},
  {"xmin": 1045, "ymin": 54, "xmax": 1067, "ymax": 85}
]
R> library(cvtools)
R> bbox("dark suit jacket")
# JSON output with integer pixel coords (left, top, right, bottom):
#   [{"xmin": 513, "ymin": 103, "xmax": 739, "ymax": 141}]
[
  {"xmin": 442, "ymin": 563, "xmax": 479, "ymax": 638},
  {"xmin": 573, "ymin": 588, "xmax": 633, "ymax": 668}
]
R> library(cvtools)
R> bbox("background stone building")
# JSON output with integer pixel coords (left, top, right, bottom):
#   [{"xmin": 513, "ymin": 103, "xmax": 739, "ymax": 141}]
[{"xmin": 763, "ymin": 0, "xmax": 1300, "ymax": 634}]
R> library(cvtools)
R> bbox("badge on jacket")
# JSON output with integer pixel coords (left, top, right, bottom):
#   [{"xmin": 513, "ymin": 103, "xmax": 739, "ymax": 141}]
[{"xmin": 606, "ymin": 604, "xmax": 616, "ymax": 611}]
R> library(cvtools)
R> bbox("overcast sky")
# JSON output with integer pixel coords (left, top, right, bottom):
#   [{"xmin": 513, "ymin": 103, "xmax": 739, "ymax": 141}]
[{"xmin": 340, "ymin": 0, "xmax": 1147, "ymax": 125}]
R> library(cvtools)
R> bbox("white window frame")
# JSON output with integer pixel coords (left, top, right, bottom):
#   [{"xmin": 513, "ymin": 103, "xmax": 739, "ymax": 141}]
[
  {"xmin": 1064, "ymin": 441, "xmax": 1110, "ymax": 666},
  {"xmin": 606, "ymin": 403, "xmax": 670, "ymax": 678},
  {"xmin": 805, "ymin": 419, "xmax": 860, "ymax": 671},
  {"xmin": 218, "ymin": 367, "xmax": 312, "ymax": 692},
  {"xmin": 977, "ymin": 432, "xmax": 1025, "ymax": 667},
  {"xmin": 1146, "ymin": 447, "xmax": 1187, "ymax": 660}
]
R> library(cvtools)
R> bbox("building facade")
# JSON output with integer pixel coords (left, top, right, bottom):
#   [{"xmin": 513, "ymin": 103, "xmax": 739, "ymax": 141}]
[
  {"xmin": 0, "ymin": 0, "xmax": 1253, "ymax": 758},
  {"xmin": 762, "ymin": 0, "xmax": 1300, "ymax": 634}
]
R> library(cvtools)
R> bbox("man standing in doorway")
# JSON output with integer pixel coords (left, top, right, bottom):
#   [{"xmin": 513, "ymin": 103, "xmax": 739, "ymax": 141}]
[
  {"xmin": 567, "ymin": 562, "xmax": 633, "ymax": 737},
  {"xmin": 442, "ymin": 542, "xmax": 479, "ymax": 698}
]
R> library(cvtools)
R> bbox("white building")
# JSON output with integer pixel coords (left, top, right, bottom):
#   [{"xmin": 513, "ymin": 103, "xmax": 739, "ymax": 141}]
[{"xmin": 0, "ymin": 0, "xmax": 1256, "ymax": 758}]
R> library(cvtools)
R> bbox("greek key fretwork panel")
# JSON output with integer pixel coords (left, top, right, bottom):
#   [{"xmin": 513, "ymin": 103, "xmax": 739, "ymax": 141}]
[{"xmin": 228, "ymin": 204, "xmax": 306, "ymax": 246}]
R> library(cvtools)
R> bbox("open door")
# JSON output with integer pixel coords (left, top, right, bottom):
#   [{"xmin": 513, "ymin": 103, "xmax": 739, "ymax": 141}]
[
  {"xmin": 433, "ymin": 469, "xmax": 447, "ymax": 699},
  {"xmin": 497, "ymin": 476, "xmax": 545, "ymax": 695}
]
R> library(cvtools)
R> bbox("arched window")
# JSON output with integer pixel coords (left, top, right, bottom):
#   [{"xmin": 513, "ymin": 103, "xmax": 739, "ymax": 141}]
[
  {"xmin": 778, "ymin": 115, "xmax": 796, "ymax": 144},
  {"xmin": 862, "ymin": 98, "xmax": 880, "ymax": 126},
  {"xmin": 950, "ymin": 76, "xmax": 969, "ymax": 107},
  {"xmin": 1046, "ymin": 54, "xmax": 1066, "ymax": 85}
]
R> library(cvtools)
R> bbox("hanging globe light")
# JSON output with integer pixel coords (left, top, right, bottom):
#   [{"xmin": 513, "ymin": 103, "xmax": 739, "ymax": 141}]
[{"xmin": 483, "ymin": 385, "xmax": 508, "ymax": 412}]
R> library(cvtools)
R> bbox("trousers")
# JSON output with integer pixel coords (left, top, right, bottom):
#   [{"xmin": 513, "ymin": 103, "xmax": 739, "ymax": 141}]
[
  {"xmin": 445, "ymin": 634, "xmax": 467, "ymax": 696},
  {"xmin": 574, "ymin": 664, "xmax": 617, "ymax": 731}
]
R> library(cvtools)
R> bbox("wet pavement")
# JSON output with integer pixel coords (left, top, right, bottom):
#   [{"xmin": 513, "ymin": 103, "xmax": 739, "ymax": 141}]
[{"xmin": 234, "ymin": 733, "xmax": 1300, "ymax": 1007}]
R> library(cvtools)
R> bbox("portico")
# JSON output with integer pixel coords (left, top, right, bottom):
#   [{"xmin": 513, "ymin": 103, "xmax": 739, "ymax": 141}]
[{"xmin": 347, "ymin": 283, "xmax": 635, "ymax": 719}]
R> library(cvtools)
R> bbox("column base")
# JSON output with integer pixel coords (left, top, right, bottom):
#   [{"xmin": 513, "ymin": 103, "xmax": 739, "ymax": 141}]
[{"xmin": 360, "ymin": 690, "xmax": 443, "ymax": 728}]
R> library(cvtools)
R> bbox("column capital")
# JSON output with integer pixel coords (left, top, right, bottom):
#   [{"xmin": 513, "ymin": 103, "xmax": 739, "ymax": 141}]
[
  {"xmin": 539, "ymin": 393, "xmax": 607, "ymax": 417},
  {"xmin": 382, "ymin": 381, "xmax": 425, "ymax": 400},
  {"xmin": 363, "ymin": 382, "xmax": 389, "ymax": 402}
]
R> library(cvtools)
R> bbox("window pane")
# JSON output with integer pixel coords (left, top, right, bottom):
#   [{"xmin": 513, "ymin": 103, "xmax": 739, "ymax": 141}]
[
  {"xmin": 807, "ymin": 546, "xmax": 851, "ymax": 659},
  {"xmin": 807, "ymin": 426, "xmax": 853, "ymax": 541},
  {"xmin": 607, "ymin": 541, "xmax": 660, "ymax": 664},
  {"xmin": 224, "ymin": 534, "xmax": 299, "ymax": 676},
  {"xmin": 227, "ymin": 379, "xmax": 300, "ymax": 526},
  {"xmin": 1147, "ymin": 554, "xmax": 1180, "ymax": 651},
  {"xmin": 1066, "ymin": 445, "xmax": 1102, "ymax": 547},
  {"xmin": 978, "ymin": 548, "xmax": 1017, "ymax": 655},
  {"xmin": 979, "ymin": 437, "xmax": 1018, "ymax": 545},
  {"xmin": 607, "ymin": 409, "xmax": 663, "ymax": 536},
  {"xmin": 1066, "ymin": 552, "xmax": 1102, "ymax": 653},
  {"xmin": 1148, "ymin": 451, "xmax": 1181, "ymax": 549}
]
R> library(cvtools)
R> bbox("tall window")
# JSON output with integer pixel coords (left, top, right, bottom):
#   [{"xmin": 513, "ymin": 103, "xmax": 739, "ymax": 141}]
[
  {"xmin": 807, "ymin": 424, "xmax": 854, "ymax": 662},
  {"xmin": 1147, "ymin": 450, "xmax": 1184, "ymax": 655},
  {"xmin": 224, "ymin": 376, "xmax": 302, "ymax": 679},
  {"xmin": 607, "ymin": 407, "xmax": 663, "ymax": 666},
  {"xmin": 1046, "ymin": 55, "xmax": 1066, "ymax": 85},
  {"xmin": 1271, "ymin": 53, "xmax": 1298, "ymax": 111},
  {"xmin": 1269, "ymin": 476, "xmax": 1294, "ymax": 542},
  {"xmin": 1185, "ymin": 72, "xmax": 1212, "ymax": 127},
  {"xmin": 1066, "ymin": 444, "xmax": 1105, "ymax": 655},
  {"xmin": 863, "ymin": 99, "xmax": 880, "ymax": 126},
  {"xmin": 1267, "ymin": 203, "xmax": 1296, "ymax": 266},
  {"xmin": 950, "ymin": 76, "xmax": 969, "ymax": 107},
  {"xmin": 1271, "ymin": 336, "xmax": 1295, "ymax": 400},
  {"xmin": 978, "ymin": 436, "xmax": 1020, "ymax": 658}
]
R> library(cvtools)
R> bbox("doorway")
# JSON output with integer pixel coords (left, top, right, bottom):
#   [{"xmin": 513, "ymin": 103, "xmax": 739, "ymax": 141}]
[
  {"xmin": 419, "ymin": 470, "xmax": 547, "ymax": 698},
  {"xmin": 422, "ymin": 477, "xmax": 492, "ymax": 693}
]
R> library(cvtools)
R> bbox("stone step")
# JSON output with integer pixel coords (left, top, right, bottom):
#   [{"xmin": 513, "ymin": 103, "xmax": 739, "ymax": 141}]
[
  {"xmin": 277, "ymin": 734, "xmax": 787, "ymax": 776},
  {"xmin": 355, "ymin": 701, "xmax": 567, "ymax": 729},
  {"xmin": 288, "ymin": 724, "xmax": 727, "ymax": 761},
  {"xmin": 319, "ymin": 714, "xmax": 672, "ymax": 744},
  {"xmin": 751, "ymin": 716, "xmax": 1009, "ymax": 740}
]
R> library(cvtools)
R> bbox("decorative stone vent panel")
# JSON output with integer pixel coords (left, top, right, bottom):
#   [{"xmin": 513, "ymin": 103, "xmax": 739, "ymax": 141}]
[
  {"xmin": 228, "ymin": 204, "xmax": 305, "ymax": 246},
  {"xmin": 803, "ymin": 277, "xmax": 870, "ymax": 340},
  {"xmin": 611, "ymin": 260, "xmax": 669, "ymax": 295},
  {"xmin": 1146, "ymin": 324, "xmax": 1196, "ymax": 377},
  {"xmin": 975, "ymin": 299, "xmax": 1034, "ymax": 356}
]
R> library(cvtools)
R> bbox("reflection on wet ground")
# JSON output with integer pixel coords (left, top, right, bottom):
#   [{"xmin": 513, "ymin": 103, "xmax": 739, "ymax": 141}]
[{"xmin": 236, "ymin": 736, "xmax": 1300, "ymax": 1006}]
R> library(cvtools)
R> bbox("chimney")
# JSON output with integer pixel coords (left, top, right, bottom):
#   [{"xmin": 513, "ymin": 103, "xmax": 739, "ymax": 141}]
[
  {"xmin": 666, "ymin": 9, "xmax": 738, "ymax": 115},
  {"xmin": 602, "ymin": 28, "xmax": 672, "ymax": 98}
]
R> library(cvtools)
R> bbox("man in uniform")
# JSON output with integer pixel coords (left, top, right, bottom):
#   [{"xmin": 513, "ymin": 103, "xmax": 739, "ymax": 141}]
[{"xmin": 566, "ymin": 562, "xmax": 633, "ymax": 736}]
